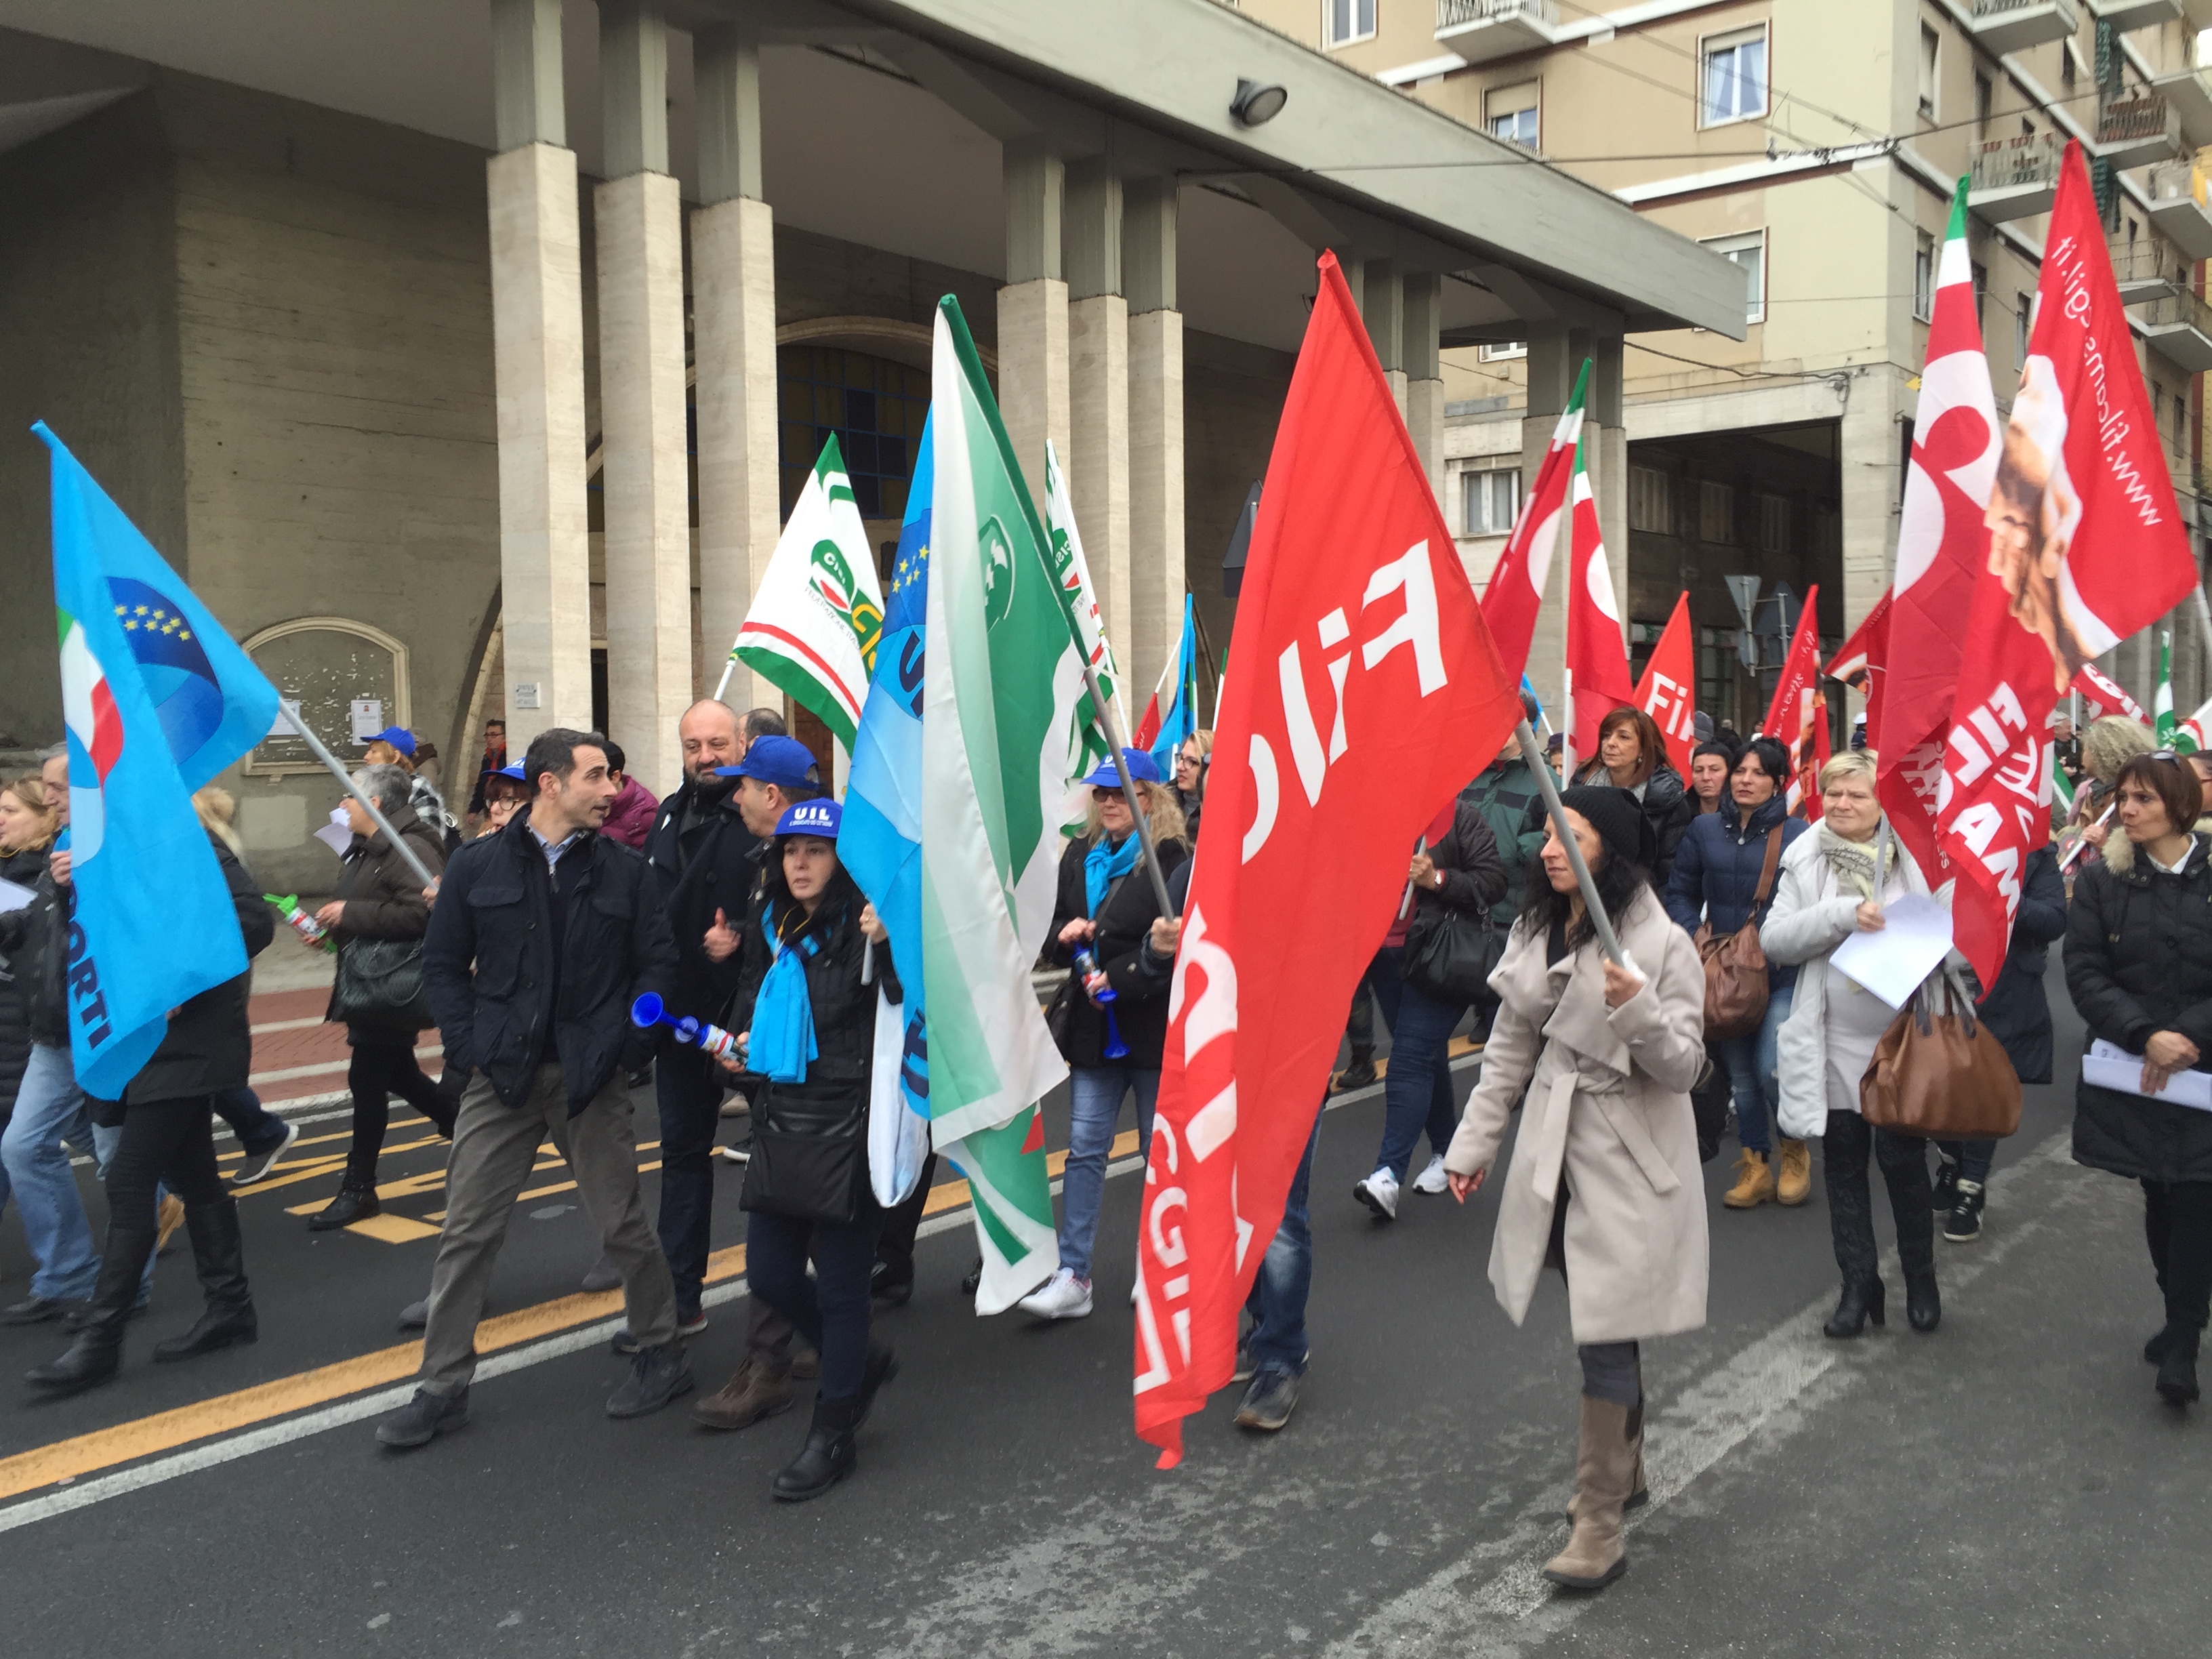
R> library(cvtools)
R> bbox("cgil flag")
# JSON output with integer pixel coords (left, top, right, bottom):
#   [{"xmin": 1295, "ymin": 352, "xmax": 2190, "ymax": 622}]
[
  {"xmin": 727, "ymin": 434, "xmax": 886, "ymax": 747},
  {"xmin": 1481, "ymin": 359, "xmax": 1588, "ymax": 683},
  {"xmin": 37, "ymin": 421, "xmax": 281, "ymax": 1099},
  {"xmin": 1938, "ymin": 142, "xmax": 2200, "ymax": 989},
  {"xmin": 1633, "ymin": 592, "xmax": 1698, "ymax": 778},
  {"xmin": 1563, "ymin": 430, "xmax": 1635, "ymax": 776},
  {"xmin": 1761, "ymin": 586, "xmax": 1826, "ymax": 819}
]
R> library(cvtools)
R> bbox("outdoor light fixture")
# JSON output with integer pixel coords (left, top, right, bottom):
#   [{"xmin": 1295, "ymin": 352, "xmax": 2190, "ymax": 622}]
[{"xmin": 1231, "ymin": 78, "xmax": 1287, "ymax": 127}]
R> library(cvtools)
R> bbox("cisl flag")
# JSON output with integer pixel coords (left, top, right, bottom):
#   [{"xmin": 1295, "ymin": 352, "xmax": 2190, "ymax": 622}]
[
  {"xmin": 1135, "ymin": 253, "xmax": 1521, "ymax": 1465},
  {"xmin": 1634, "ymin": 592, "xmax": 1697, "ymax": 777},
  {"xmin": 1564, "ymin": 433, "xmax": 1636, "ymax": 773},
  {"xmin": 1761, "ymin": 586, "xmax": 1825, "ymax": 818},
  {"xmin": 1480, "ymin": 359, "xmax": 1586, "ymax": 681},
  {"xmin": 1938, "ymin": 141, "xmax": 2198, "ymax": 987}
]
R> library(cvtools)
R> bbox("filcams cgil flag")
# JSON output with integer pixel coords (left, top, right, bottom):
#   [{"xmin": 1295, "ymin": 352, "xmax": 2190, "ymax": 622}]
[
  {"xmin": 36, "ymin": 422, "xmax": 281, "ymax": 1099},
  {"xmin": 1136, "ymin": 254, "xmax": 1522, "ymax": 1465}
]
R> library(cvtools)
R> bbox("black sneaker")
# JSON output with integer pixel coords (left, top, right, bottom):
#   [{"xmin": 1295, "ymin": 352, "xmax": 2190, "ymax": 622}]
[
  {"xmin": 1332, "ymin": 1052, "xmax": 1378, "ymax": 1092},
  {"xmin": 1930, "ymin": 1155, "xmax": 1961, "ymax": 1214},
  {"xmin": 607, "ymin": 1342, "xmax": 694, "ymax": 1418},
  {"xmin": 1943, "ymin": 1181, "xmax": 1984, "ymax": 1244},
  {"xmin": 230, "ymin": 1119, "xmax": 300, "ymax": 1186},
  {"xmin": 377, "ymin": 1386, "xmax": 470, "ymax": 1449},
  {"xmin": 1233, "ymin": 1366, "xmax": 1301, "ymax": 1432}
]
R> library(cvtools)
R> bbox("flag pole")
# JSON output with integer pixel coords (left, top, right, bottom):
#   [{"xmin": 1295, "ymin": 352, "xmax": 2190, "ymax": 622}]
[
  {"xmin": 278, "ymin": 703, "xmax": 441, "ymax": 890},
  {"xmin": 712, "ymin": 657, "xmax": 735, "ymax": 703},
  {"xmin": 1513, "ymin": 718, "xmax": 1623, "ymax": 966},
  {"xmin": 1082, "ymin": 662, "xmax": 1177, "ymax": 920}
]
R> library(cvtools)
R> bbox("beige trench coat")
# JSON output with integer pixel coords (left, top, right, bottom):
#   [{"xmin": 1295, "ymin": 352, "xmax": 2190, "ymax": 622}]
[{"xmin": 1443, "ymin": 887, "xmax": 1711, "ymax": 1345}]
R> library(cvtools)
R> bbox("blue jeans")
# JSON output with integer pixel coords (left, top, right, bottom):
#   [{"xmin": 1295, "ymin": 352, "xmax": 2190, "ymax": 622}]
[
  {"xmin": 1719, "ymin": 983, "xmax": 1794, "ymax": 1154},
  {"xmin": 1058, "ymin": 1067, "xmax": 1160, "ymax": 1282},
  {"xmin": 0, "ymin": 1043, "xmax": 100, "ymax": 1300},
  {"xmin": 1344, "ymin": 946, "xmax": 1407, "ymax": 1054},
  {"xmin": 1245, "ymin": 1101, "xmax": 1323, "ymax": 1375},
  {"xmin": 1374, "ymin": 978, "xmax": 1465, "ymax": 1181},
  {"xmin": 1936, "ymin": 1138, "xmax": 1995, "ymax": 1184}
]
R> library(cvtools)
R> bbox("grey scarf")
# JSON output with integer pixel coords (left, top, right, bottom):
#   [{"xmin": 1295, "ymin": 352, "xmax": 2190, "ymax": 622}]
[{"xmin": 1816, "ymin": 821, "xmax": 1891, "ymax": 901}]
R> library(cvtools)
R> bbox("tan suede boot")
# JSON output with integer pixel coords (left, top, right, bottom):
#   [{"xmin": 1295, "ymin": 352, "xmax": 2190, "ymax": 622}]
[
  {"xmin": 1722, "ymin": 1148, "xmax": 1775, "ymax": 1209},
  {"xmin": 1544, "ymin": 1396, "xmax": 1639, "ymax": 1591},
  {"xmin": 1776, "ymin": 1137, "xmax": 1812, "ymax": 1206}
]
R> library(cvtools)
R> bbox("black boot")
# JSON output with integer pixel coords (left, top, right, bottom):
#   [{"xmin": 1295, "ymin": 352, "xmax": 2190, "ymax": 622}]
[
  {"xmin": 2156, "ymin": 1324, "xmax": 2202, "ymax": 1406},
  {"xmin": 1904, "ymin": 1266, "xmax": 1941, "ymax": 1333},
  {"xmin": 856, "ymin": 1343, "xmax": 900, "ymax": 1427},
  {"xmin": 26, "ymin": 1227, "xmax": 155, "ymax": 1395},
  {"xmin": 308, "ymin": 1180, "xmax": 380, "ymax": 1231},
  {"xmin": 154, "ymin": 1200, "xmax": 256, "ymax": 1362},
  {"xmin": 772, "ymin": 1395, "xmax": 863, "ymax": 1502},
  {"xmin": 1334, "ymin": 1046, "xmax": 1378, "ymax": 1092},
  {"xmin": 1823, "ymin": 1278, "xmax": 1885, "ymax": 1339}
]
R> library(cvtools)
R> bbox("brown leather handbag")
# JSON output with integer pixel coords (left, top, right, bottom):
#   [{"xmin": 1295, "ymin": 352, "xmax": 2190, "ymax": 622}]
[
  {"xmin": 1695, "ymin": 826, "xmax": 1785, "ymax": 1041},
  {"xmin": 1860, "ymin": 976, "xmax": 2022, "ymax": 1139}
]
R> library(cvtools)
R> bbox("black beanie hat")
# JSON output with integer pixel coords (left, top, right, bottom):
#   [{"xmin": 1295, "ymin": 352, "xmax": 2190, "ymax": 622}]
[{"xmin": 1558, "ymin": 785, "xmax": 1655, "ymax": 872}]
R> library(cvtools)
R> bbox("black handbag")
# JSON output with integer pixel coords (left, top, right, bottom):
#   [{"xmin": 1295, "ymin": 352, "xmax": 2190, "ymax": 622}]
[
  {"xmin": 331, "ymin": 937, "xmax": 430, "ymax": 1029},
  {"xmin": 739, "ymin": 1075, "xmax": 872, "ymax": 1225},
  {"xmin": 1403, "ymin": 898, "xmax": 1498, "ymax": 1004}
]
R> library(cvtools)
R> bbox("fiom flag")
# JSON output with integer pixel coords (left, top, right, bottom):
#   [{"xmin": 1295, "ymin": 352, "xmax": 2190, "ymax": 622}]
[
  {"xmin": 1563, "ymin": 431, "xmax": 1635, "ymax": 775},
  {"xmin": 1826, "ymin": 588, "xmax": 1891, "ymax": 745},
  {"xmin": 1760, "ymin": 585, "xmax": 1825, "ymax": 819},
  {"xmin": 1633, "ymin": 592, "xmax": 1697, "ymax": 777},
  {"xmin": 1481, "ymin": 359, "xmax": 1587, "ymax": 682},
  {"xmin": 1136, "ymin": 254, "xmax": 1521, "ymax": 1465},
  {"xmin": 38, "ymin": 421, "xmax": 280, "ymax": 1099}
]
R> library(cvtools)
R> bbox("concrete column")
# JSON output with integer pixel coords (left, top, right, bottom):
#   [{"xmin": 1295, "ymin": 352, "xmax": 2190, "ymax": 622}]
[
  {"xmin": 1066, "ymin": 160, "xmax": 1131, "ymax": 660},
  {"xmin": 1518, "ymin": 325, "xmax": 1575, "ymax": 718},
  {"xmin": 1839, "ymin": 363, "xmax": 1905, "ymax": 725},
  {"xmin": 1402, "ymin": 270, "xmax": 1444, "ymax": 514},
  {"xmin": 1126, "ymin": 176, "xmax": 1184, "ymax": 698},
  {"xmin": 1364, "ymin": 258, "xmax": 1407, "ymax": 416},
  {"xmin": 592, "ymin": 0, "xmax": 691, "ymax": 794},
  {"xmin": 488, "ymin": 0, "xmax": 592, "ymax": 736},
  {"xmin": 1589, "ymin": 328, "xmax": 1629, "ymax": 656},
  {"xmin": 999, "ymin": 140, "xmax": 1069, "ymax": 510},
  {"xmin": 693, "ymin": 24, "xmax": 779, "ymax": 718}
]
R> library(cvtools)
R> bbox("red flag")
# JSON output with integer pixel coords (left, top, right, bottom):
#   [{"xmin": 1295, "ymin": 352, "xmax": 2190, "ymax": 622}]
[
  {"xmin": 2073, "ymin": 661, "xmax": 2147, "ymax": 724},
  {"xmin": 1135, "ymin": 253, "xmax": 1521, "ymax": 1466},
  {"xmin": 1633, "ymin": 592, "xmax": 1698, "ymax": 777},
  {"xmin": 1938, "ymin": 142, "xmax": 2198, "ymax": 987},
  {"xmin": 1481, "ymin": 361, "xmax": 1588, "ymax": 682},
  {"xmin": 1564, "ymin": 435, "xmax": 1635, "ymax": 773},
  {"xmin": 1761, "ymin": 585, "xmax": 1824, "ymax": 816},
  {"xmin": 1826, "ymin": 588, "xmax": 1890, "ymax": 745}
]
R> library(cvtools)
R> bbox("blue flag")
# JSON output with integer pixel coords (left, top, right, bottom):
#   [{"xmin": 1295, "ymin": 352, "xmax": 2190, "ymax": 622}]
[
  {"xmin": 37, "ymin": 422, "xmax": 281, "ymax": 1099},
  {"xmin": 1146, "ymin": 594, "xmax": 1201, "ymax": 775},
  {"xmin": 842, "ymin": 417, "xmax": 934, "ymax": 1196}
]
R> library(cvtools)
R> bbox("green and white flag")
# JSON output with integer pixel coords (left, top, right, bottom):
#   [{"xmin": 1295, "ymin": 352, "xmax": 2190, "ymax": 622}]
[
  {"xmin": 1043, "ymin": 439, "xmax": 1129, "ymax": 808},
  {"xmin": 922, "ymin": 295, "xmax": 1083, "ymax": 1313},
  {"xmin": 2154, "ymin": 632, "xmax": 2177, "ymax": 749},
  {"xmin": 724, "ymin": 434, "xmax": 884, "ymax": 745}
]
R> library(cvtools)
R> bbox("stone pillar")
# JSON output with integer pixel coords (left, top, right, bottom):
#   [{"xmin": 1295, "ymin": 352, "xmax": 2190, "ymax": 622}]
[
  {"xmin": 1126, "ymin": 176, "xmax": 1184, "ymax": 698},
  {"xmin": 1066, "ymin": 160, "xmax": 1131, "ymax": 659},
  {"xmin": 591, "ymin": 0, "xmax": 691, "ymax": 794},
  {"xmin": 1364, "ymin": 258, "xmax": 1407, "ymax": 417},
  {"xmin": 693, "ymin": 24, "xmax": 779, "ymax": 718},
  {"xmin": 998, "ymin": 140, "xmax": 1069, "ymax": 511},
  {"xmin": 1521, "ymin": 325, "xmax": 1576, "ymax": 728},
  {"xmin": 1402, "ymin": 270, "xmax": 1444, "ymax": 514},
  {"xmin": 1589, "ymin": 327, "xmax": 1629, "ymax": 657},
  {"xmin": 488, "ymin": 0, "xmax": 592, "ymax": 737}
]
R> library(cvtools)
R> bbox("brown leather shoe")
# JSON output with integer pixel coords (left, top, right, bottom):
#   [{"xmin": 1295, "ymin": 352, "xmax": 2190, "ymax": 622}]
[
  {"xmin": 691, "ymin": 1359, "xmax": 794, "ymax": 1431},
  {"xmin": 1776, "ymin": 1137, "xmax": 1812, "ymax": 1206},
  {"xmin": 1721, "ymin": 1149, "xmax": 1775, "ymax": 1209}
]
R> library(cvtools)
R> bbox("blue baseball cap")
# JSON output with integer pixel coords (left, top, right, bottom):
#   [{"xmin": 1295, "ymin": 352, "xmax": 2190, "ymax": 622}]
[
  {"xmin": 369, "ymin": 726, "xmax": 417, "ymax": 758},
  {"xmin": 775, "ymin": 798, "xmax": 842, "ymax": 839},
  {"xmin": 716, "ymin": 735, "xmax": 823, "ymax": 791},
  {"xmin": 1080, "ymin": 749, "xmax": 1163, "ymax": 790},
  {"xmin": 495, "ymin": 761, "xmax": 527, "ymax": 782}
]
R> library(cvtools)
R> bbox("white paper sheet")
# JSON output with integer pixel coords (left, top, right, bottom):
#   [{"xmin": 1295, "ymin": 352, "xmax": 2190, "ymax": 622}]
[
  {"xmin": 0, "ymin": 878, "xmax": 35, "ymax": 914},
  {"xmin": 1828, "ymin": 893, "xmax": 1953, "ymax": 1010},
  {"xmin": 313, "ymin": 805, "xmax": 352, "ymax": 857},
  {"xmin": 2083, "ymin": 1040, "xmax": 2212, "ymax": 1111}
]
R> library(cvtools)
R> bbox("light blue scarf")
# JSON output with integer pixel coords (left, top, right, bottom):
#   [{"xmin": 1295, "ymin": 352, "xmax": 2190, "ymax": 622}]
[
  {"xmin": 1084, "ymin": 832, "xmax": 1139, "ymax": 916},
  {"xmin": 749, "ymin": 904, "xmax": 822, "ymax": 1084}
]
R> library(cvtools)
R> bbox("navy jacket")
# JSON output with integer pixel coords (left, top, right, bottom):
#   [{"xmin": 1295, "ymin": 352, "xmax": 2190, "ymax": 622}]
[
  {"xmin": 1978, "ymin": 843, "xmax": 2063, "ymax": 1086},
  {"xmin": 1664, "ymin": 795, "xmax": 1807, "ymax": 990}
]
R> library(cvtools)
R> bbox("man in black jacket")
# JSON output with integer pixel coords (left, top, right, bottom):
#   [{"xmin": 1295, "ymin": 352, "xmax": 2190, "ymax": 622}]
[{"xmin": 378, "ymin": 728, "xmax": 687, "ymax": 1449}]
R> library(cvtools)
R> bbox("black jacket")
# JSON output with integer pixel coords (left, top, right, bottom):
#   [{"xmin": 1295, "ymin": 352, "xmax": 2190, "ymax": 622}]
[
  {"xmin": 0, "ymin": 846, "xmax": 51, "ymax": 1103},
  {"xmin": 123, "ymin": 834, "xmax": 275, "ymax": 1106},
  {"xmin": 1048, "ymin": 832, "xmax": 1193, "ymax": 1069},
  {"xmin": 325, "ymin": 801, "xmax": 447, "ymax": 1039},
  {"xmin": 1409, "ymin": 794, "xmax": 1508, "ymax": 930},
  {"xmin": 423, "ymin": 814, "xmax": 677, "ymax": 1115},
  {"xmin": 1663, "ymin": 794, "xmax": 1807, "ymax": 990},
  {"xmin": 2064, "ymin": 832, "xmax": 2212, "ymax": 1184},
  {"xmin": 1573, "ymin": 762, "xmax": 1693, "ymax": 885},
  {"xmin": 643, "ymin": 776, "xmax": 766, "ymax": 1025},
  {"xmin": 1978, "ymin": 843, "xmax": 2064, "ymax": 1086},
  {"xmin": 0, "ymin": 848, "xmax": 69, "ymax": 1051}
]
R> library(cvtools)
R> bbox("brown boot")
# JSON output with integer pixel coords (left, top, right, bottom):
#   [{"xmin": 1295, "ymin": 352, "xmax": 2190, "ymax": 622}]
[
  {"xmin": 1544, "ymin": 1396, "xmax": 1639, "ymax": 1592},
  {"xmin": 691, "ymin": 1359, "xmax": 794, "ymax": 1431},
  {"xmin": 1776, "ymin": 1137, "xmax": 1812, "ymax": 1206},
  {"xmin": 1722, "ymin": 1148, "xmax": 1775, "ymax": 1209}
]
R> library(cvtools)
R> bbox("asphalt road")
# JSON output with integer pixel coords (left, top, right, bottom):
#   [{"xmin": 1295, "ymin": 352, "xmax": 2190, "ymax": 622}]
[{"xmin": 1, "ymin": 989, "xmax": 2205, "ymax": 1658}]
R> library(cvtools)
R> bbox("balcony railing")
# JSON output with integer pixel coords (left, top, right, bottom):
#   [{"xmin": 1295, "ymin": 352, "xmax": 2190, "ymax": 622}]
[
  {"xmin": 2110, "ymin": 237, "xmax": 2189, "ymax": 297},
  {"xmin": 2100, "ymin": 91, "xmax": 2173, "ymax": 143},
  {"xmin": 1437, "ymin": 0, "xmax": 1558, "ymax": 25},
  {"xmin": 1970, "ymin": 131, "xmax": 2065, "ymax": 192},
  {"xmin": 2135, "ymin": 287, "xmax": 2212, "ymax": 371},
  {"xmin": 1968, "ymin": 0, "xmax": 2081, "ymax": 53},
  {"xmin": 2150, "ymin": 158, "xmax": 2207, "ymax": 205}
]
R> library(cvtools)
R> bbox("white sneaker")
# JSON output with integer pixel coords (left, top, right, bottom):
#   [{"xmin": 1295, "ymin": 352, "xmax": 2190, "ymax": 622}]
[
  {"xmin": 1018, "ymin": 1267, "xmax": 1094, "ymax": 1319},
  {"xmin": 1411, "ymin": 1154, "xmax": 1450, "ymax": 1196},
  {"xmin": 1353, "ymin": 1169, "xmax": 1400, "ymax": 1221}
]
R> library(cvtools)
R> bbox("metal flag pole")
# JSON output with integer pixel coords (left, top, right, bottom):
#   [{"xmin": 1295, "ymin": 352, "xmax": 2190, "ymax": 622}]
[
  {"xmin": 1513, "ymin": 718, "xmax": 1623, "ymax": 966},
  {"xmin": 1870, "ymin": 815, "xmax": 1893, "ymax": 911},
  {"xmin": 277, "ymin": 702, "xmax": 441, "ymax": 890},
  {"xmin": 712, "ymin": 650, "xmax": 737, "ymax": 704},
  {"xmin": 1082, "ymin": 658, "xmax": 1177, "ymax": 919}
]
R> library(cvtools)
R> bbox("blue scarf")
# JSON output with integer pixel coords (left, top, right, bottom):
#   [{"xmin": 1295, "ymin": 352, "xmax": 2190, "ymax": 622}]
[
  {"xmin": 749, "ymin": 903, "xmax": 823, "ymax": 1084},
  {"xmin": 1084, "ymin": 832, "xmax": 1139, "ymax": 916}
]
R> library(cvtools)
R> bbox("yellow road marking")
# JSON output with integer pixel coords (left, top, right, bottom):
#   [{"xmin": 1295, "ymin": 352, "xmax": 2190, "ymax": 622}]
[{"xmin": 344, "ymin": 1213, "xmax": 441, "ymax": 1244}]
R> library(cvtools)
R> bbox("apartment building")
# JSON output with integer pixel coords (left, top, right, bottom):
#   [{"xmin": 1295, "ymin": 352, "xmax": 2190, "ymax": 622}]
[{"xmin": 1244, "ymin": 0, "xmax": 2212, "ymax": 731}]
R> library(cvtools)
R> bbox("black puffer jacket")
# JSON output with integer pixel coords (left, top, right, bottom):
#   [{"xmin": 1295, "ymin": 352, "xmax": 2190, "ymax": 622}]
[
  {"xmin": 325, "ymin": 800, "xmax": 447, "ymax": 1040},
  {"xmin": 1980, "ymin": 843, "xmax": 2064, "ymax": 1086},
  {"xmin": 0, "ymin": 849, "xmax": 68, "ymax": 1051},
  {"xmin": 423, "ymin": 814, "xmax": 677, "ymax": 1114},
  {"xmin": 1048, "ymin": 831, "xmax": 1193, "ymax": 1069},
  {"xmin": 0, "ymin": 845, "xmax": 52, "ymax": 1103},
  {"xmin": 1572, "ymin": 761, "xmax": 1694, "ymax": 885},
  {"xmin": 123, "ymin": 834, "xmax": 276, "ymax": 1105},
  {"xmin": 2065, "ymin": 832, "xmax": 2212, "ymax": 1184}
]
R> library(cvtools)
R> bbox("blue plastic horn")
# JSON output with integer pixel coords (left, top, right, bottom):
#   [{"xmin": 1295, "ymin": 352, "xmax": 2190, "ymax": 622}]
[{"xmin": 630, "ymin": 993, "xmax": 741, "ymax": 1061}]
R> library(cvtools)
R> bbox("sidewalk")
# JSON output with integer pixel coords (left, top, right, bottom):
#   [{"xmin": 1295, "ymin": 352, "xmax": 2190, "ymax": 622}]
[{"xmin": 245, "ymin": 946, "xmax": 436, "ymax": 1111}]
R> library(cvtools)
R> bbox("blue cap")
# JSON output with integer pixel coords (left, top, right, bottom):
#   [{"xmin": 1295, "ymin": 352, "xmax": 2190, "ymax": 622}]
[
  {"xmin": 775, "ymin": 798, "xmax": 842, "ymax": 839},
  {"xmin": 369, "ymin": 726, "xmax": 416, "ymax": 758},
  {"xmin": 495, "ymin": 761, "xmax": 527, "ymax": 782},
  {"xmin": 1080, "ymin": 749, "xmax": 1163, "ymax": 790},
  {"xmin": 716, "ymin": 735, "xmax": 823, "ymax": 791}
]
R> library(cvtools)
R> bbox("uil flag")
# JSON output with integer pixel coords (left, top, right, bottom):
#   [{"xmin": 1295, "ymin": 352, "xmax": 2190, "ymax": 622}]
[
  {"xmin": 1938, "ymin": 142, "xmax": 2198, "ymax": 988},
  {"xmin": 1633, "ymin": 593, "xmax": 1697, "ymax": 777},
  {"xmin": 1761, "ymin": 586, "xmax": 1825, "ymax": 818},
  {"xmin": 37, "ymin": 422, "xmax": 280, "ymax": 1099},
  {"xmin": 1881, "ymin": 175, "xmax": 2001, "ymax": 882},
  {"xmin": 1826, "ymin": 588, "xmax": 1891, "ymax": 746},
  {"xmin": 1480, "ymin": 359, "xmax": 1587, "ymax": 681},
  {"xmin": 728, "ymin": 434, "xmax": 885, "ymax": 747},
  {"xmin": 1563, "ymin": 433, "xmax": 1635, "ymax": 775},
  {"xmin": 1136, "ymin": 253, "xmax": 1522, "ymax": 1465}
]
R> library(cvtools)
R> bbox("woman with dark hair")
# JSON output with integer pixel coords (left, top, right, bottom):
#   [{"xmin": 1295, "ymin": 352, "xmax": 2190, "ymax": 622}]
[
  {"xmin": 1666, "ymin": 737, "xmax": 1810, "ymax": 1209},
  {"xmin": 718, "ymin": 798, "xmax": 901, "ymax": 1496},
  {"xmin": 1441, "ymin": 787, "xmax": 1707, "ymax": 1593},
  {"xmin": 2065, "ymin": 750, "xmax": 2212, "ymax": 1408},
  {"xmin": 1574, "ymin": 707, "xmax": 1694, "ymax": 884},
  {"xmin": 1687, "ymin": 739, "xmax": 1736, "ymax": 818}
]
